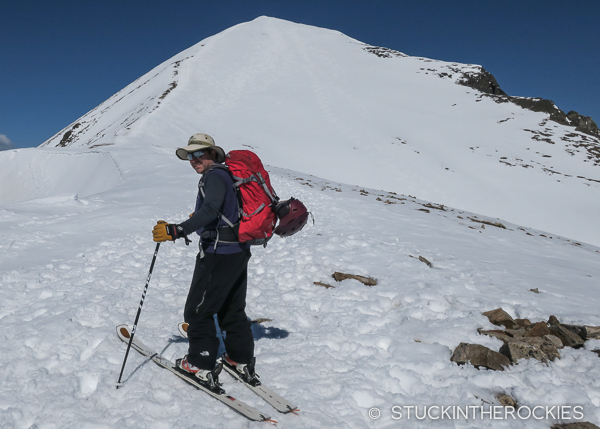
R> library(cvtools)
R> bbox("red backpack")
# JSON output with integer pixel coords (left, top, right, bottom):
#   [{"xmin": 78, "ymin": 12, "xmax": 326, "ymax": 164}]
[
  {"xmin": 225, "ymin": 150, "xmax": 279, "ymax": 245},
  {"xmin": 200, "ymin": 150, "xmax": 310, "ymax": 246}
]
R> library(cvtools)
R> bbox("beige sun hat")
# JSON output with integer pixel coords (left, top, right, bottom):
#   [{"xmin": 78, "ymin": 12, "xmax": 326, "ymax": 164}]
[{"xmin": 175, "ymin": 133, "xmax": 226, "ymax": 163}]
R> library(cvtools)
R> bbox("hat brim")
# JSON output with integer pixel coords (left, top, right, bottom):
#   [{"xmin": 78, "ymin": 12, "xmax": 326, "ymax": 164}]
[{"xmin": 176, "ymin": 144, "xmax": 226, "ymax": 163}]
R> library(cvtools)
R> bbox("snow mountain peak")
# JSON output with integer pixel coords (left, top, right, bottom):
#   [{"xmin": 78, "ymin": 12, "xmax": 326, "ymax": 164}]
[{"xmin": 33, "ymin": 16, "xmax": 600, "ymax": 246}]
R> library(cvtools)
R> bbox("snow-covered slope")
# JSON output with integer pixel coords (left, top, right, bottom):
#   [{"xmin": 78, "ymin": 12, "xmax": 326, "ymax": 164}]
[
  {"xmin": 2, "ymin": 16, "xmax": 600, "ymax": 429},
  {"xmin": 1, "ymin": 145, "xmax": 599, "ymax": 428},
  {"xmin": 37, "ymin": 16, "xmax": 600, "ymax": 247}
]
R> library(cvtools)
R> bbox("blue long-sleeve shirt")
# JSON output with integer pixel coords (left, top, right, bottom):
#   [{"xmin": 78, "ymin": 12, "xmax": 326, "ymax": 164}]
[{"xmin": 179, "ymin": 166, "xmax": 250, "ymax": 254}]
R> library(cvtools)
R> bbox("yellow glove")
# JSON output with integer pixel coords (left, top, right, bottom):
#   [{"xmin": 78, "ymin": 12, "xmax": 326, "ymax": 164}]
[{"xmin": 153, "ymin": 220, "xmax": 177, "ymax": 242}]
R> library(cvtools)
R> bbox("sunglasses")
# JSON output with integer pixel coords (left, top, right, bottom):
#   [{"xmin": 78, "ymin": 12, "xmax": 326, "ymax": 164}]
[{"xmin": 187, "ymin": 150, "xmax": 205, "ymax": 160}]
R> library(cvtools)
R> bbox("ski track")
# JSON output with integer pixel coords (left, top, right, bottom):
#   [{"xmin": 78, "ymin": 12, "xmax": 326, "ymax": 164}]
[{"xmin": 1, "ymin": 155, "xmax": 600, "ymax": 428}]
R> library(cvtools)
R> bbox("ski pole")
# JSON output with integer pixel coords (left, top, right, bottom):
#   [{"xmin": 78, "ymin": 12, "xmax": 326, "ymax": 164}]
[{"xmin": 116, "ymin": 242, "xmax": 161, "ymax": 389}]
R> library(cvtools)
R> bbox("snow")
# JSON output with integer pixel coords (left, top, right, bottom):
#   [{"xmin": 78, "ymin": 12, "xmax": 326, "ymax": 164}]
[{"xmin": 1, "ymin": 16, "xmax": 600, "ymax": 429}]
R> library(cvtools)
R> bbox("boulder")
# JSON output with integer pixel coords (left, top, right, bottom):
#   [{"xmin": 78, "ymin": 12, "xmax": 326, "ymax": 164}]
[
  {"xmin": 524, "ymin": 321, "xmax": 551, "ymax": 338},
  {"xmin": 562, "ymin": 324, "xmax": 588, "ymax": 340},
  {"xmin": 584, "ymin": 325, "xmax": 600, "ymax": 340},
  {"xmin": 505, "ymin": 328, "xmax": 527, "ymax": 338},
  {"xmin": 515, "ymin": 318, "xmax": 532, "ymax": 327},
  {"xmin": 548, "ymin": 315, "xmax": 561, "ymax": 326},
  {"xmin": 451, "ymin": 343, "xmax": 511, "ymax": 371},
  {"xmin": 543, "ymin": 334, "xmax": 564, "ymax": 349},
  {"xmin": 495, "ymin": 394, "xmax": 517, "ymax": 408},
  {"xmin": 482, "ymin": 308, "xmax": 518, "ymax": 329},
  {"xmin": 500, "ymin": 337, "xmax": 560, "ymax": 363},
  {"xmin": 550, "ymin": 325, "xmax": 585, "ymax": 349},
  {"xmin": 478, "ymin": 328, "xmax": 512, "ymax": 343}
]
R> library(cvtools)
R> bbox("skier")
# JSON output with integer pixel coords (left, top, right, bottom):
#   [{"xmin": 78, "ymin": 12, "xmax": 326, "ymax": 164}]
[{"xmin": 152, "ymin": 133, "xmax": 257, "ymax": 391}]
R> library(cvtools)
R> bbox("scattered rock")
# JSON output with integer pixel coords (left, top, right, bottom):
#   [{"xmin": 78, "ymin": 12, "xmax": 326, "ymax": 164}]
[
  {"xmin": 515, "ymin": 318, "xmax": 532, "ymax": 327},
  {"xmin": 313, "ymin": 281, "xmax": 335, "ymax": 289},
  {"xmin": 524, "ymin": 321, "xmax": 551, "ymax": 338},
  {"xmin": 562, "ymin": 324, "xmax": 588, "ymax": 340},
  {"xmin": 478, "ymin": 328, "xmax": 513, "ymax": 343},
  {"xmin": 451, "ymin": 342, "xmax": 511, "ymax": 371},
  {"xmin": 548, "ymin": 315, "xmax": 561, "ymax": 326},
  {"xmin": 529, "ymin": 288, "xmax": 540, "ymax": 293},
  {"xmin": 550, "ymin": 325, "xmax": 585, "ymax": 349},
  {"xmin": 418, "ymin": 256, "xmax": 432, "ymax": 268},
  {"xmin": 505, "ymin": 328, "xmax": 527, "ymax": 338},
  {"xmin": 551, "ymin": 423, "xmax": 600, "ymax": 429},
  {"xmin": 467, "ymin": 217, "xmax": 506, "ymax": 229},
  {"xmin": 500, "ymin": 337, "xmax": 560, "ymax": 363},
  {"xmin": 585, "ymin": 326, "xmax": 600, "ymax": 339},
  {"xmin": 482, "ymin": 308, "xmax": 518, "ymax": 329},
  {"xmin": 251, "ymin": 318, "xmax": 273, "ymax": 324},
  {"xmin": 495, "ymin": 394, "xmax": 517, "ymax": 408},
  {"xmin": 332, "ymin": 272, "xmax": 377, "ymax": 286},
  {"xmin": 543, "ymin": 334, "xmax": 564, "ymax": 349}
]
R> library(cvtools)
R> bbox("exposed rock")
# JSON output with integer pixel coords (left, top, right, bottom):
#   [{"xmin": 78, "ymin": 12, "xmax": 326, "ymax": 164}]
[
  {"xmin": 562, "ymin": 324, "xmax": 588, "ymax": 340},
  {"xmin": 550, "ymin": 325, "xmax": 585, "ymax": 349},
  {"xmin": 332, "ymin": 272, "xmax": 377, "ymax": 286},
  {"xmin": 567, "ymin": 110, "xmax": 600, "ymax": 136},
  {"xmin": 478, "ymin": 328, "xmax": 513, "ymax": 343},
  {"xmin": 482, "ymin": 308, "xmax": 518, "ymax": 329},
  {"xmin": 456, "ymin": 67, "xmax": 506, "ymax": 95},
  {"xmin": 551, "ymin": 423, "xmax": 600, "ymax": 429},
  {"xmin": 313, "ymin": 281, "xmax": 335, "ymax": 289},
  {"xmin": 543, "ymin": 334, "xmax": 564, "ymax": 349},
  {"xmin": 505, "ymin": 328, "xmax": 527, "ymax": 338},
  {"xmin": 500, "ymin": 337, "xmax": 560, "ymax": 363},
  {"xmin": 251, "ymin": 318, "xmax": 273, "ymax": 324},
  {"xmin": 418, "ymin": 256, "xmax": 433, "ymax": 268},
  {"xmin": 585, "ymin": 326, "xmax": 600, "ymax": 339},
  {"xmin": 524, "ymin": 321, "xmax": 551, "ymax": 338},
  {"xmin": 495, "ymin": 394, "xmax": 517, "ymax": 408},
  {"xmin": 451, "ymin": 342, "xmax": 511, "ymax": 371},
  {"xmin": 548, "ymin": 315, "xmax": 561, "ymax": 326},
  {"xmin": 592, "ymin": 350, "xmax": 600, "ymax": 358},
  {"xmin": 510, "ymin": 97, "xmax": 570, "ymax": 125},
  {"xmin": 515, "ymin": 318, "xmax": 532, "ymax": 327},
  {"xmin": 529, "ymin": 288, "xmax": 540, "ymax": 293}
]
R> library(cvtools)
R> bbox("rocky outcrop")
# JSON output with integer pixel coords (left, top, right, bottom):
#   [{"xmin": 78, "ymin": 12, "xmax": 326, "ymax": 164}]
[
  {"xmin": 567, "ymin": 111, "xmax": 600, "ymax": 136},
  {"xmin": 453, "ymin": 309, "xmax": 599, "ymax": 370},
  {"xmin": 456, "ymin": 67, "xmax": 506, "ymax": 96},
  {"xmin": 456, "ymin": 68, "xmax": 599, "ymax": 138},
  {"xmin": 450, "ymin": 342, "xmax": 511, "ymax": 371},
  {"xmin": 481, "ymin": 308, "xmax": 519, "ymax": 329}
]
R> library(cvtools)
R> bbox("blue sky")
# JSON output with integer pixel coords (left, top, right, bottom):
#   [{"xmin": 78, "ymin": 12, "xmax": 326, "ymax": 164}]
[{"xmin": 1, "ymin": 0, "xmax": 598, "ymax": 149}]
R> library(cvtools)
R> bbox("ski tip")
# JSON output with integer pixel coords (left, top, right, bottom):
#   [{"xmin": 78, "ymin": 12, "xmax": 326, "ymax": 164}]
[
  {"xmin": 116, "ymin": 324, "xmax": 131, "ymax": 341},
  {"xmin": 178, "ymin": 322, "xmax": 189, "ymax": 338}
]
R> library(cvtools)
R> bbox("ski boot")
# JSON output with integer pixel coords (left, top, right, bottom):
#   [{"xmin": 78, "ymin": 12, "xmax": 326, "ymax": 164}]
[
  {"xmin": 176, "ymin": 355, "xmax": 224, "ymax": 394},
  {"xmin": 222, "ymin": 354, "xmax": 261, "ymax": 387}
]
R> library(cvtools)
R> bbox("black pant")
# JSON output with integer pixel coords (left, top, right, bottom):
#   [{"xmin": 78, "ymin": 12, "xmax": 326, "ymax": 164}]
[{"xmin": 184, "ymin": 249, "xmax": 253, "ymax": 370}]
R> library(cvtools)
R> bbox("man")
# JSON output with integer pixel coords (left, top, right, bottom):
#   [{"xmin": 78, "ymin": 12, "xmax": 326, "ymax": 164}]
[{"xmin": 152, "ymin": 133, "xmax": 257, "ymax": 392}]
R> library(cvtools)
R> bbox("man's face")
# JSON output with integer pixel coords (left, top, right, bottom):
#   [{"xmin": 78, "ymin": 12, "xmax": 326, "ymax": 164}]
[{"xmin": 189, "ymin": 151, "xmax": 214, "ymax": 174}]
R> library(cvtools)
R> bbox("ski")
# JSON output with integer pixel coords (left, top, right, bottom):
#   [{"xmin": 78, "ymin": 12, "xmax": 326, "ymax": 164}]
[
  {"xmin": 116, "ymin": 324, "xmax": 275, "ymax": 423},
  {"xmin": 178, "ymin": 322, "xmax": 299, "ymax": 414}
]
